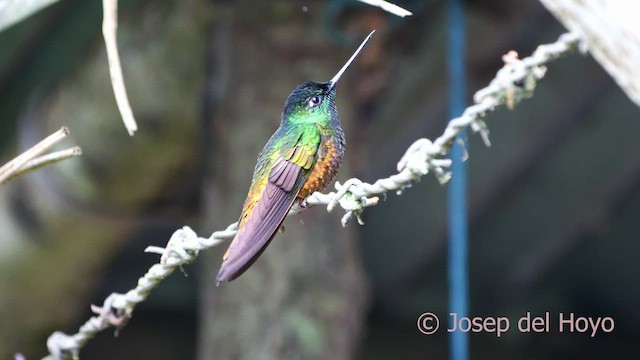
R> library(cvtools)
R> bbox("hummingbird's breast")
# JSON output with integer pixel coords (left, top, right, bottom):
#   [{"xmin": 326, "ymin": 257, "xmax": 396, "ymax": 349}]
[{"xmin": 298, "ymin": 126, "xmax": 345, "ymax": 199}]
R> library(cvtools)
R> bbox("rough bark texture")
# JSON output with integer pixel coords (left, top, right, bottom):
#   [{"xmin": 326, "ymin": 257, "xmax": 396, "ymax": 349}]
[
  {"xmin": 197, "ymin": 2, "xmax": 369, "ymax": 360},
  {"xmin": 539, "ymin": 0, "xmax": 640, "ymax": 106}
]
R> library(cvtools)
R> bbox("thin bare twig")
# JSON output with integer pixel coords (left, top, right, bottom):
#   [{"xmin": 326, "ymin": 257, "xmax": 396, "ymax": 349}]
[
  {"xmin": 103, "ymin": 0, "xmax": 138, "ymax": 136},
  {"xmin": 42, "ymin": 32, "xmax": 581, "ymax": 359},
  {"xmin": 3, "ymin": 147, "xmax": 83, "ymax": 184},
  {"xmin": 356, "ymin": 0, "xmax": 413, "ymax": 17},
  {"xmin": 0, "ymin": 127, "xmax": 81, "ymax": 185}
]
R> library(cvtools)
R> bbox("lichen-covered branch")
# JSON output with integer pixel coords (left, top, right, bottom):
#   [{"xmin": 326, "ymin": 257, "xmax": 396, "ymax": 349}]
[
  {"xmin": 0, "ymin": 127, "xmax": 81, "ymax": 185},
  {"xmin": 0, "ymin": 0, "xmax": 60, "ymax": 32},
  {"xmin": 539, "ymin": 0, "xmax": 640, "ymax": 107},
  {"xmin": 42, "ymin": 32, "xmax": 581, "ymax": 359}
]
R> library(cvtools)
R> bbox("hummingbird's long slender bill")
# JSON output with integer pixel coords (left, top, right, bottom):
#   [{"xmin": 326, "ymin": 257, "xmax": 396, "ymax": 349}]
[{"xmin": 328, "ymin": 30, "xmax": 376, "ymax": 90}]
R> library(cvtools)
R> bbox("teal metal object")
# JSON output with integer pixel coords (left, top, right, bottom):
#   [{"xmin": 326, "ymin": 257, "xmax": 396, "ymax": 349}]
[{"xmin": 447, "ymin": 0, "xmax": 469, "ymax": 359}]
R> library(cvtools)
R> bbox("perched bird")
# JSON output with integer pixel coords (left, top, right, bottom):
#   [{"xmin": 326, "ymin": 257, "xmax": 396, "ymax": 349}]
[{"xmin": 216, "ymin": 31, "xmax": 375, "ymax": 283}]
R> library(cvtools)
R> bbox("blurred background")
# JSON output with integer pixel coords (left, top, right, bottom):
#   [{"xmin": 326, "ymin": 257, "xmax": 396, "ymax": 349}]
[{"xmin": 0, "ymin": 0, "xmax": 639, "ymax": 359}]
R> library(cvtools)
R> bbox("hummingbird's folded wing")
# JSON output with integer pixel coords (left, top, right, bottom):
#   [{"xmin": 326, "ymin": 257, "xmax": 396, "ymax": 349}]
[{"xmin": 216, "ymin": 134, "xmax": 320, "ymax": 283}]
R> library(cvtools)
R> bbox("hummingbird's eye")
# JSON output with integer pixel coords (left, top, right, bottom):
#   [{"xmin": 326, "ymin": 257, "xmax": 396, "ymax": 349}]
[{"xmin": 308, "ymin": 95, "xmax": 322, "ymax": 108}]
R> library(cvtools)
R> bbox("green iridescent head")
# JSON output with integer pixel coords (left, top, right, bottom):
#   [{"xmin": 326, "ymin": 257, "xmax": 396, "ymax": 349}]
[
  {"xmin": 282, "ymin": 82, "xmax": 336, "ymax": 125},
  {"xmin": 281, "ymin": 30, "xmax": 375, "ymax": 126}
]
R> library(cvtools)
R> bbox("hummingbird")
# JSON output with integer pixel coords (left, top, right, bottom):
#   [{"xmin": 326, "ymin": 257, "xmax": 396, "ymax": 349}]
[{"xmin": 216, "ymin": 30, "xmax": 375, "ymax": 283}]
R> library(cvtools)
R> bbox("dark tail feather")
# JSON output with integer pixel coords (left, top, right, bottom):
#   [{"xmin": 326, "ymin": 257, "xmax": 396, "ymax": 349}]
[
  {"xmin": 216, "ymin": 226, "xmax": 280, "ymax": 283},
  {"xmin": 216, "ymin": 181, "xmax": 298, "ymax": 283}
]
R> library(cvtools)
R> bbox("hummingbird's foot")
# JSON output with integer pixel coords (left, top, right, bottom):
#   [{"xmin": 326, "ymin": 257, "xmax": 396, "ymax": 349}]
[{"xmin": 278, "ymin": 225, "xmax": 286, "ymax": 234}]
